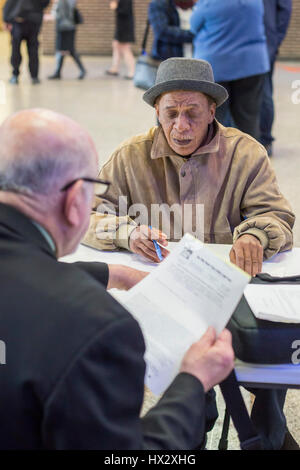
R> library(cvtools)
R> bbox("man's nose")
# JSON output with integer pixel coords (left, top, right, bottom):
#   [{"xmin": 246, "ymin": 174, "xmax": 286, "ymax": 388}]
[{"xmin": 174, "ymin": 113, "xmax": 190, "ymax": 132}]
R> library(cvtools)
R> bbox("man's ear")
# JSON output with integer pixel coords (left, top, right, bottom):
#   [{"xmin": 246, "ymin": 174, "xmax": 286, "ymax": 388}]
[
  {"xmin": 209, "ymin": 102, "xmax": 217, "ymax": 124},
  {"xmin": 63, "ymin": 180, "xmax": 85, "ymax": 227},
  {"xmin": 155, "ymin": 103, "xmax": 160, "ymax": 123}
]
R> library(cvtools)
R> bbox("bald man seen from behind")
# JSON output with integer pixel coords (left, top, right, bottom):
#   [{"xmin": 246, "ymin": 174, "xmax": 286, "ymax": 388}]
[{"xmin": 0, "ymin": 109, "xmax": 234, "ymax": 450}]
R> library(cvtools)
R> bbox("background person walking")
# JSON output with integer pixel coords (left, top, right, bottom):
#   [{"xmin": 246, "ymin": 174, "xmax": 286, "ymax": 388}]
[
  {"xmin": 3, "ymin": 0, "xmax": 50, "ymax": 84},
  {"xmin": 47, "ymin": 0, "xmax": 86, "ymax": 80},
  {"xmin": 106, "ymin": 0, "xmax": 136, "ymax": 79}
]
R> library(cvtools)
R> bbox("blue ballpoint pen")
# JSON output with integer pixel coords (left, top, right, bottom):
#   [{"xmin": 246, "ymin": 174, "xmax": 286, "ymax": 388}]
[{"xmin": 149, "ymin": 226, "xmax": 163, "ymax": 261}]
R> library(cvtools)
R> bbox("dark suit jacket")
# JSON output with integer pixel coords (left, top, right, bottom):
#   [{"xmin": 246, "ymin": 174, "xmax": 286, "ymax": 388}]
[
  {"xmin": 3, "ymin": 0, "xmax": 50, "ymax": 24},
  {"xmin": 0, "ymin": 203, "xmax": 206, "ymax": 450}
]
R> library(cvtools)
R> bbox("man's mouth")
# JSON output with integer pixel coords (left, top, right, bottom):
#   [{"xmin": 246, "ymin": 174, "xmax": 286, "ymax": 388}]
[{"xmin": 172, "ymin": 137, "xmax": 193, "ymax": 146}]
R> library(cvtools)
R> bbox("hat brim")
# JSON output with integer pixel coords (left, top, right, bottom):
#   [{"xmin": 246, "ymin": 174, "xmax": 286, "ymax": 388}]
[{"xmin": 143, "ymin": 79, "xmax": 228, "ymax": 108}]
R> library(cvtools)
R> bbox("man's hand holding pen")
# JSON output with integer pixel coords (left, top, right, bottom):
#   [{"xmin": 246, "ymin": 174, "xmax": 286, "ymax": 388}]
[{"xmin": 129, "ymin": 225, "xmax": 169, "ymax": 263}]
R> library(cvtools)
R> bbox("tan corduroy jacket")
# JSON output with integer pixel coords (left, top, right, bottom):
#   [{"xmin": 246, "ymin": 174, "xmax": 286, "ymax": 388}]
[{"xmin": 83, "ymin": 121, "xmax": 295, "ymax": 259}]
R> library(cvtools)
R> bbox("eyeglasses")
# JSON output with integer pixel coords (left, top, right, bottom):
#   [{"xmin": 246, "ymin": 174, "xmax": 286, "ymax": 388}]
[{"xmin": 60, "ymin": 177, "xmax": 110, "ymax": 197}]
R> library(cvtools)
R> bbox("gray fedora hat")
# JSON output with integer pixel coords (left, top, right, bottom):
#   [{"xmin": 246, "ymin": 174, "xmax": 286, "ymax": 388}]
[{"xmin": 143, "ymin": 57, "xmax": 228, "ymax": 108}]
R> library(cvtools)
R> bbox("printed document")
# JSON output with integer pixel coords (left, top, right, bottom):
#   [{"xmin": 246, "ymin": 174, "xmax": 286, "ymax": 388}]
[
  {"xmin": 116, "ymin": 234, "xmax": 250, "ymax": 395},
  {"xmin": 244, "ymin": 285, "xmax": 300, "ymax": 324}
]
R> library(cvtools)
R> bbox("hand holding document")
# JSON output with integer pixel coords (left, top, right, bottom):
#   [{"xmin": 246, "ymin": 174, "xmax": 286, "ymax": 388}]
[
  {"xmin": 115, "ymin": 234, "xmax": 250, "ymax": 394},
  {"xmin": 244, "ymin": 285, "xmax": 300, "ymax": 324}
]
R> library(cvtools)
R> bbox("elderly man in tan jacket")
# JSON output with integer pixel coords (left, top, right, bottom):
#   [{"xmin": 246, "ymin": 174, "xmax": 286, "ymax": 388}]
[
  {"xmin": 84, "ymin": 58, "xmax": 294, "ymax": 277},
  {"xmin": 83, "ymin": 58, "xmax": 298, "ymax": 450}
]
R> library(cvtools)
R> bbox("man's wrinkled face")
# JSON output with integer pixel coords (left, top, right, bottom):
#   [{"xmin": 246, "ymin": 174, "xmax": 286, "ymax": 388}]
[{"xmin": 155, "ymin": 91, "xmax": 216, "ymax": 156}]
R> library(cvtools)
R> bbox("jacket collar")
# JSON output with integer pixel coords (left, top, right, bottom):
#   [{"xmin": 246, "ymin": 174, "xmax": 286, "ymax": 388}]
[
  {"xmin": 0, "ymin": 202, "xmax": 57, "ymax": 259},
  {"xmin": 151, "ymin": 119, "xmax": 221, "ymax": 160}
]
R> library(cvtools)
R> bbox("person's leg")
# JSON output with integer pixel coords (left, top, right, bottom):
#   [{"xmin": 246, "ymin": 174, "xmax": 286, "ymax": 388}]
[
  {"xmin": 70, "ymin": 50, "xmax": 86, "ymax": 79},
  {"xmin": 121, "ymin": 43, "xmax": 135, "ymax": 78},
  {"xmin": 10, "ymin": 22, "xmax": 23, "ymax": 81},
  {"xmin": 69, "ymin": 31, "xmax": 86, "ymax": 79},
  {"xmin": 249, "ymin": 388, "xmax": 287, "ymax": 450},
  {"xmin": 48, "ymin": 51, "xmax": 65, "ymax": 79},
  {"xmin": 106, "ymin": 40, "xmax": 121, "ymax": 75},
  {"xmin": 70, "ymin": 52, "xmax": 86, "ymax": 79},
  {"xmin": 215, "ymin": 81, "xmax": 233, "ymax": 127},
  {"xmin": 25, "ymin": 21, "xmax": 40, "ymax": 81},
  {"xmin": 260, "ymin": 61, "xmax": 275, "ymax": 154},
  {"xmin": 49, "ymin": 31, "xmax": 68, "ymax": 79},
  {"xmin": 217, "ymin": 105, "xmax": 235, "ymax": 128},
  {"xmin": 229, "ymin": 74, "xmax": 266, "ymax": 140}
]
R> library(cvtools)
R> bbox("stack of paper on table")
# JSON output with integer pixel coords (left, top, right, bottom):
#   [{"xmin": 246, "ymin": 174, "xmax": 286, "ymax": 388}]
[
  {"xmin": 114, "ymin": 233, "xmax": 250, "ymax": 395},
  {"xmin": 244, "ymin": 285, "xmax": 300, "ymax": 324}
]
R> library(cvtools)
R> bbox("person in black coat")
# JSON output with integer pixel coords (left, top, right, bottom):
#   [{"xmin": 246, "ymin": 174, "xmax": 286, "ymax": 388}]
[
  {"xmin": 3, "ymin": 0, "xmax": 50, "ymax": 84},
  {"xmin": 106, "ymin": 0, "xmax": 136, "ymax": 79},
  {"xmin": 0, "ymin": 108, "xmax": 234, "ymax": 450}
]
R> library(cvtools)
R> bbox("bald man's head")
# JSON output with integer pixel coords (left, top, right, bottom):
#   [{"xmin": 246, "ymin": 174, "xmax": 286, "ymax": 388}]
[{"xmin": 0, "ymin": 109, "xmax": 98, "ymax": 197}]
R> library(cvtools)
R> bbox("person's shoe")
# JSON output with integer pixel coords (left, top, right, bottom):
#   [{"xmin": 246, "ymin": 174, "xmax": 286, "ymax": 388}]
[
  {"xmin": 31, "ymin": 78, "xmax": 40, "ymax": 85},
  {"xmin": 48, "ymin": 72, "xmax": 61, "ymax": 80},
  {"xmin": 9, "ymin": 75, "xmax": 18, "ymax": 85},
  {"xmin": 280, "ymin": 431, "xmax": 300, "ymax": 450},
  {"xmin": 264, "ymin": 143, "xmax": 273, "ymax": 157},
  {"xmin": 105, "ymin": 70, "xmax": 119, "ymax": 76},
  {"xmin": 124, "ymin": 75, "xmax": 134, "ymax": 80},
  {"xmin": 78, "ymin": 69, "xmax": 86, "ymax": 80}
]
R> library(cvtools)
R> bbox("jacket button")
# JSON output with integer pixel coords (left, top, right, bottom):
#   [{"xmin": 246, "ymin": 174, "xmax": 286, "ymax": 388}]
[{"xmin": 181, "ymin": 170, "xmax": 186, "ymax": 177}]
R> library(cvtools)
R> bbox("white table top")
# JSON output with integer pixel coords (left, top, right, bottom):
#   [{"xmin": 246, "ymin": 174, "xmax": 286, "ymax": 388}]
[
  {"xmin": 61, "ymin": 243, "xmax": 300, "ymax": 388},
  {"xmin": 63, "ymin": 243, "xmax": 300, "ymax": 277}
]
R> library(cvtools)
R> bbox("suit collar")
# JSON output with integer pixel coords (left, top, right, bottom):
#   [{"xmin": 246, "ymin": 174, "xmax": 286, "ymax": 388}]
[
  {"xmin": 31, "ymin": 220, "xmax": 56, "ymax": 254},
  {"xmin": 0, "ymin": 202, "xmax": 57, "ymax": 258}
]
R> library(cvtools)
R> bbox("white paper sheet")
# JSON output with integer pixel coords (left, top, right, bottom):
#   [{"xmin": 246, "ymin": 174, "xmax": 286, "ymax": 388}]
[
  {"xmin": 116, "ymin": 234, "xmax": 250, "ymax": 394},
  {"xmin": 244, "ymin": 284, "xmax": 300, "ymax": 323}
]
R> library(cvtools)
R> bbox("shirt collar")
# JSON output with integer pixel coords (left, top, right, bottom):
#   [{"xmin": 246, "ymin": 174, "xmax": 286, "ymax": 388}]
[
  {"xmin": 151, "ymin": 119, "xmax": 221, "ymax": 160},
  {"xmin": 31, "ymin": 220, "xmax": 57, "ymax": 254}
]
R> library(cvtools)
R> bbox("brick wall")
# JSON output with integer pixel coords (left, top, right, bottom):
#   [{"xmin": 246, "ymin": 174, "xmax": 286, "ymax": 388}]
[
  {"xmin": 42, "ymin": 0, "xmax": 152, "ymax": 56},
  {"xmin": 41, "ymin": 0, "xmax": 300, "ymax": 59},
  {"xmin": 279, "ymin": 0, "xmax": 300, "ymax": 59}
]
